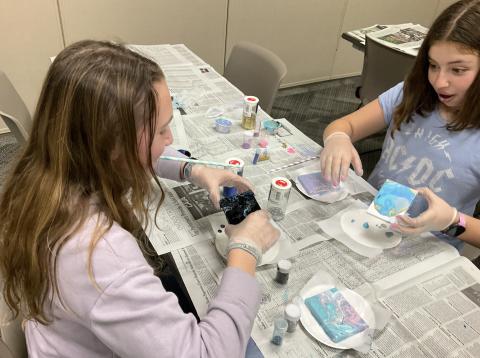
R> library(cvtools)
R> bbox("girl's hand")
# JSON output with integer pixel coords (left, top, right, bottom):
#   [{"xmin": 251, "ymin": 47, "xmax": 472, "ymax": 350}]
[
  {"xmin": 225, "ymin": 210, "xmax": 280, "ymax": 254},
  {"xmin": 189, "ymin": 165, "xmax": 253, "ymax": 208},
  {"xmin": 320, "ymin": 132, "xmax": 363, "ymax": 186},
  {"xmin": 392, "ymin": 187, "xmax": 458, "ymax": 235}
]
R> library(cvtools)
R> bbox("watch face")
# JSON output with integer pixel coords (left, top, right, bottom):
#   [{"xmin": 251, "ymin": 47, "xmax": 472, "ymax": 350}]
[{"xmin": 444, "ymin": 225, "xmax": 466, "ymax": 237}]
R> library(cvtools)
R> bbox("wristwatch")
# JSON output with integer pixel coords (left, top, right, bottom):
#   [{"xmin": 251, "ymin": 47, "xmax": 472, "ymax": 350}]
[{"xmin": 441, "ymin": 212, "xmax": 466, "ymax": 237}]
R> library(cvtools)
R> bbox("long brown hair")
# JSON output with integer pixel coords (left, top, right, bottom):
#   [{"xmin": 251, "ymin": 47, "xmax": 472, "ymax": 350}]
[
  {"xmin": 0, "ymin": 40, "xmax": 165, "ymax": 324},
  {"xmin": 392, "ymin": 0, "xmax": 480, "ymax": 135}
]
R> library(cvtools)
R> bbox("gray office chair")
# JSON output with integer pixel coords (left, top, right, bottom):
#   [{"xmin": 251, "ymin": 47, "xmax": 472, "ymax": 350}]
[
  {"xmin": 0, "ymin": 70, "xmax": 32, "ymax": 144},
  {"xmin": 358, "ymin": 36, "xmax": 416, "ymax": 105},
  {"xmin": 1, "ymin": 281, "xmax": 28, "ymax": 358},
  {"xmin": 0, "ymin": 340, "xmax": 15, "ymax": 358},
  {"xmin": 224, "ymin": 42, "xmax": 287, "ymax": 114}
]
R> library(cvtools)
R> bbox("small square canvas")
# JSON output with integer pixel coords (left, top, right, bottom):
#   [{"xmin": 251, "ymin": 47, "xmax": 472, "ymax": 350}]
[{"xmin": 367, "ymin": 179, "xmax": 417, "ymax": 223}]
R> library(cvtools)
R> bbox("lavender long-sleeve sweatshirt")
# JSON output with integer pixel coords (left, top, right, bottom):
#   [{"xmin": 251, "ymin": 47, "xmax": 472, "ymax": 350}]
[{"xmin": 25, "ymin": 147, "xmax": 261, "ymax": 357}]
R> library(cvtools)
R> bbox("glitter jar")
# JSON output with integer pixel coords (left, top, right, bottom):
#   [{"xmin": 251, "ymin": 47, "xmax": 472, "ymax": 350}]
[
  {"xmin": 284, "ymin": 303, "xmax": 301, "ymax": 333},
  {"xmin": 242, "ymin": 130, "xmax": 254, "ymax": 149},
  {"xmin": 271, "ymin": 318, "xmax": 288, "ymax": 346},
  {"xmin": 241, "ymin": 96, "xmax": 259, "ymax": 130},
  {"xmin": 275, "ymin": 259, "xmax": 292, "ymax": 284}
]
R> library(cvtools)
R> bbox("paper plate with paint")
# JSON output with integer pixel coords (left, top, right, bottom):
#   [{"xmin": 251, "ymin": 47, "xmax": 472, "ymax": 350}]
[
  {"xmin": 367, "ymin": 180, "xmax": 417, "ymax": 223},
  {"xmin": 340, "ymin": 209, "xmax": 402, "ymax": 249},
  {"xmin": 295, "ymin": 171, "xmax": 348, "ymax": 203},
  {"xmin": 299, "ymin": 284, "xmax": 374, "ymax": 349}
]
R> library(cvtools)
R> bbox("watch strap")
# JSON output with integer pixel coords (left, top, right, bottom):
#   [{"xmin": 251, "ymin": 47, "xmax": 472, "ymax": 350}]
[
  {"xmin": 441, "ymin": 212, "xmax": 466, "ymax": 237},
  {"xmin": 458, "ymin": 212, "xmax": 466, "ymax": 228}
]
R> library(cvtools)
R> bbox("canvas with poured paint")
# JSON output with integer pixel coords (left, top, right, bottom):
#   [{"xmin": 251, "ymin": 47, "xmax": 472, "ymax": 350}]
[{"xmin": 367, "ymin": 179, "xmax": 417, "ymax": 223}]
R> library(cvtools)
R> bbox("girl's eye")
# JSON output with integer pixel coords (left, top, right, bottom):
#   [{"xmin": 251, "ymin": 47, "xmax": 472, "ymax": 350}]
[
  {"xmin": 452, "ymin": 68, "xmax": 467, "ymax": 74},
  {"xmin": 428, "ymin": 63, "xmax": 438, "ymax": 70}
]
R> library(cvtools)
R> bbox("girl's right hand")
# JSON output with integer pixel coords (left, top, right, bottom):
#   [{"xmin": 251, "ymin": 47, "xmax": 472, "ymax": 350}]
[
  {"xmin": 225, "ymin": 210, "xmax": 280, "ymax": 254},
  {"xmin": 320, "ymin": 132, "xmax": 363, "ymax": 186}
]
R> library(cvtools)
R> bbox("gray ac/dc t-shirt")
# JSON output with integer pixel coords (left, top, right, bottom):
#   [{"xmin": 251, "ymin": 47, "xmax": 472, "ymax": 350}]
[{"xmin": 369, "ymin": 82, "xmax": 480, "ymax": 250}]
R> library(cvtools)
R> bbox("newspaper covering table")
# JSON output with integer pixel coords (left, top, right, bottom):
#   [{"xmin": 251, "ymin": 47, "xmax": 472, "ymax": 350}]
[{"xmin": 133, "ymin": 44, "xmax": 480, "ymax": 357}]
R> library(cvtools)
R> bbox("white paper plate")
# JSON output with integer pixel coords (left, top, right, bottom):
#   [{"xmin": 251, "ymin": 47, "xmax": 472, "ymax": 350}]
[
  {"xmin": 340, "ymin": 209, "xmax": 402, "ymax": 249},
  {"xmin": 299, "ymin": 285, "xmax": 374, "ymax": 349}
]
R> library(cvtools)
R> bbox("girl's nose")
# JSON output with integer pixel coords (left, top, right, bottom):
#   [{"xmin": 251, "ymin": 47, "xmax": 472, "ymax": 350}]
[{"xmin": 434, "ymin": 71, "xmax": 450, "ymax": 88}]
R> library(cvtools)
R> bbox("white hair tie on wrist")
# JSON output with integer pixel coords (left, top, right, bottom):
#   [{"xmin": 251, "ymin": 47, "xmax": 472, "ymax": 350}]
[
  {"xmin": 323, "ymin": 131, "xmax": 351, "ymax": 143},
  {"xmin": 448, "ymin": 207, "xmax": 458, "ymax": 227}
]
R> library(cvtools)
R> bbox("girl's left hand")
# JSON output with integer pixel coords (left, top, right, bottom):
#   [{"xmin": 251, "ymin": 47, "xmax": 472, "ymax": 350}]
[
  {"xmin": 189, "ymin": 165, "xmax": 254, "ymax": 208},
  {"xmin": 392, "ymin": 187, "xmax": 457, "ymax": 235}
]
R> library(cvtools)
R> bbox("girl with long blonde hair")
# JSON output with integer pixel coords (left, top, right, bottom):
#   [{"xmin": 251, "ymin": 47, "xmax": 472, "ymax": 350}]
[{"xmin": 0, "ymin": 40, "xmax": 279, "ymax": 357}]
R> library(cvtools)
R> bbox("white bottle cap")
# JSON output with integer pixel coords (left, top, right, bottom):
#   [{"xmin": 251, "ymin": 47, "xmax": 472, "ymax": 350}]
[
  {"xmin": 226, "ymin": 158, "xmax": 244, "ymax": 167},
  {"xmin": 225, "ymin": 158, "xmax": 245, "ymax": 176},
  {"xmin": 284, "ymin": 303, "xmax": 301, "ymax": 321},
  {"xmin": 271, "ymin": 177, "xmax": 292, "ymax": 191},
  {"xmin": 244, "ymin": 96, "xmax": 259, "ymax": 105},
  {"xmin": 277, "ymin": 259, "xmax": 292, "ymax": 273}
]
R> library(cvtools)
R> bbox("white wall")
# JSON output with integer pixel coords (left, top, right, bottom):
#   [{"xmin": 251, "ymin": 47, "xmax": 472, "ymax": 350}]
[
  {"xmin": 0, "ymin": 0, "xmax": 64, "ymax": 132},
  {"xmin": 226, "ymin": 0, "xmax": 348, "ymax": 86},
  {"xmin": 0, "ymin": 0, "xmax": 461, "ymax": 132}
]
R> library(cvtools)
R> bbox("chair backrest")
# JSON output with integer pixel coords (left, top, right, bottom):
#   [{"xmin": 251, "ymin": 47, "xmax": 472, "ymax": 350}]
[
  {"xmin": 0, "ymin": 70, "xmax": 32, "ymax": 144},
  {"xmin": 1, "ymin": 279, "xmax": 28, "ymax": 358},
  {"xmin": 224, "ymin": 42, "xmax": 287, "ymax": 114},
  {"xmin": 0, "ymin": 340, "xmax": 15, "ymax": 358},
  {"xmin": 359, "ymin": 36, "xmax": 416, "ymax": 104}
]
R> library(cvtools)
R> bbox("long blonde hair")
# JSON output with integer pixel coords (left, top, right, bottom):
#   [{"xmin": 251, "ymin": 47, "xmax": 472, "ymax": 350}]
[{"xmin": 0, "ymin": 40, "xmax": 165, "ymax": 324}]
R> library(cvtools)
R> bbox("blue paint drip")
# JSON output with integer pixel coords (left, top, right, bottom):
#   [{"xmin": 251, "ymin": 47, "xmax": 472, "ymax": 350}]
[
  {"xmin": 362, "ymin": 222, "xmax": 369, "ymax": 229},
  {"xmin": 385, "ymin": 232, "xmax": 394, "ymax": 238}
]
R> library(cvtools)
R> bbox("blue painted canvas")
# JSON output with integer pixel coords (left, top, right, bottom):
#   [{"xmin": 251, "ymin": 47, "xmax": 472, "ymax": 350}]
[
  {"xmin": 367, "ymin": 179, "xmax": 417, "ymax": 223},
  {"xmin": 304, "ymin": 288, "xmax": 368, "ymax": 343}
]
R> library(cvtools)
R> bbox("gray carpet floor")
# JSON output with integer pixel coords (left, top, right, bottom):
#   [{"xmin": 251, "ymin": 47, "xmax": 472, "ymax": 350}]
[
  {"xmin": 0, "ymin": 76, "xmax": 385, "ymax": 186},
  {"xmin": 271, "ymin": 76, "xmax": 384, "ymax": 178}
]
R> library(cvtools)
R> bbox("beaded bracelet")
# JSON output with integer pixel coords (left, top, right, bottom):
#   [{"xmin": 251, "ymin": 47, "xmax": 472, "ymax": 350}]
[
  {"xmin": 182, "ymin": 162, "xmax": 195, "ymax": 181},
  {"xmin": 227, "ymin": 242, "xmax": 262, "ymax": 265}
]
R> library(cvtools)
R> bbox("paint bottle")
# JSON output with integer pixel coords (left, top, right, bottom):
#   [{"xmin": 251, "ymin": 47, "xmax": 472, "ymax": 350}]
[
  {"xmin": 241, "ymin": 96, "xmax": 259, "ymax": 130},
  {"xmin": 271, "ymin": 318, "xmax": 288, "ymax": 346},
  {"xmin": 267, "ymin": 177, "xmax": 292, "ymax": 221},
  {"xmin": 223, "ymin": 158, "xmax": 244, "ymax": 198},
  {"xmin": 284, "ymin": 303, "xmax": 301, "ymax": 333},
  {"xmin": 275, "ymin": 259, "xmax": 291, "ymax": 284}
]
